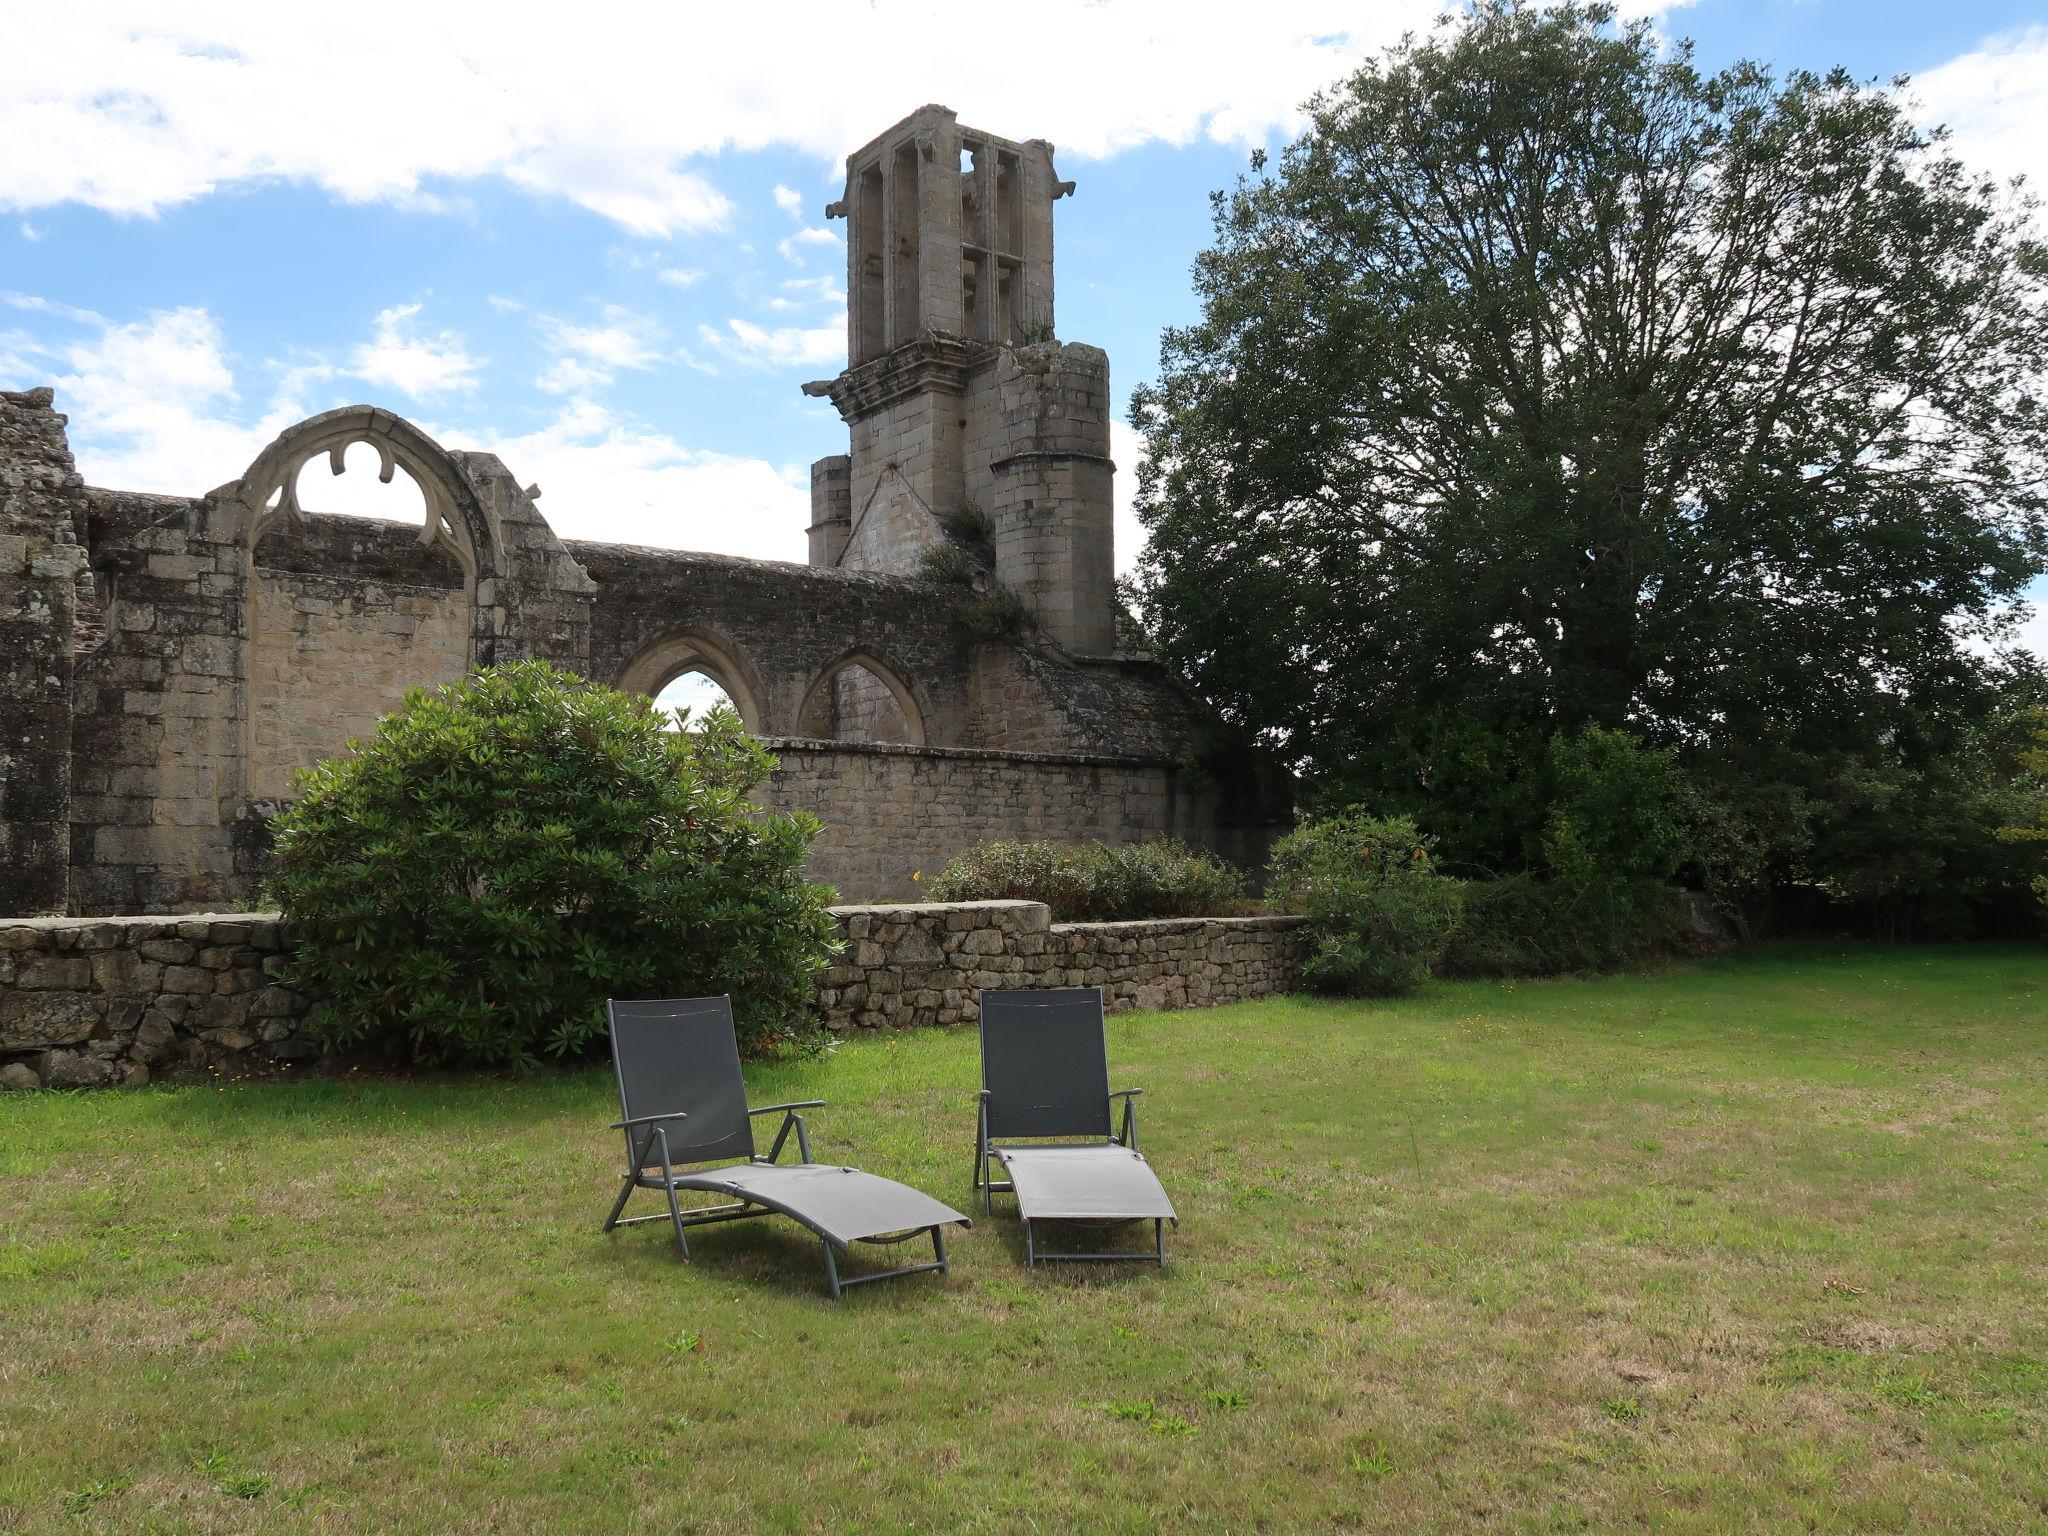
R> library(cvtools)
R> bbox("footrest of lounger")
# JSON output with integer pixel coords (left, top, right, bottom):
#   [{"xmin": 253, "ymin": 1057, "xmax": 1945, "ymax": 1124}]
[
  {"xmin": 672, "ymin": 1163, "xmax": 972, "ymax": 1248},
  {"xmin": 991, "ymin": 1144, "xmax": 1177, "ymax": 1223}
]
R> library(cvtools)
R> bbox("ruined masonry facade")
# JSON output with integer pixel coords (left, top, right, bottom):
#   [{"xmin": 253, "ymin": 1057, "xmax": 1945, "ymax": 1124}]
[{"xmin": 0, "ymin": 106, "xmax": 1280, "ymax": 918}]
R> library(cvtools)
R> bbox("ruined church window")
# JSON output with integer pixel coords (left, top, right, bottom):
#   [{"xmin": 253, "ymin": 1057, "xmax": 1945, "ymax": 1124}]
[
  {"xmin": 654, "ymin": 668, "xmax": 739, "ymax": 732},
  {"xmin": 799, "ymin": 657, "xmax": 921, "ymax": 745},
  {"xmin": 289, "ymin": 441, "xmax": 431, "ymax": 524}
]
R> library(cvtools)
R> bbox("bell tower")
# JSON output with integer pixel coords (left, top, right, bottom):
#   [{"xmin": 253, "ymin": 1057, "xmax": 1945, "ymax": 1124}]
[{"xmin": 803, "ymin": 105, "xmax": 1117, "ymax": 656}]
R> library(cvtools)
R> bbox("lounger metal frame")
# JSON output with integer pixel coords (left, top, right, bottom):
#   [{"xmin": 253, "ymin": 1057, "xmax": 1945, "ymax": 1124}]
[
  {"xmin": 974, "ymin": 987, "xmax": 1172, "ymax": 1268},
  {"xmin": 603, "ymin": 997, "xmax": 955, "ymax": 1299}
]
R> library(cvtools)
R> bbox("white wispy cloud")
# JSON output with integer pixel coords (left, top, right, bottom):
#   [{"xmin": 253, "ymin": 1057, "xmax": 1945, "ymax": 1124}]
[
  {"xmin": 695, "ymin": 317, "xmax": 844, "ymax": 371},
  {"xmin": 350, "ymin": 302, "xmax": 482, "ymax": 398},
  {"xmin": 446, "ymin": 397, "xmax": 809, "ymax": 560},
  {"xmin": 20, "ymin": 301, "xmax": 810, "ymax": 558},
  {"xmin": 532, "ymin": 304, "xmax": 664, "ymax": 393},
  {"xmin": 1915, "ymin": 25, "xmax": 2048, "ymax": 197},
  {"xmin": 777, "ymin": 227, "xmax": 842, "ymax": 267},
  {"xmin": 0, "ymin": 2, "xmax": 1480, "ymax": 234},
  {"xmin": 772, "ymin": 183, "xmax": 804, "ymax": 218}
]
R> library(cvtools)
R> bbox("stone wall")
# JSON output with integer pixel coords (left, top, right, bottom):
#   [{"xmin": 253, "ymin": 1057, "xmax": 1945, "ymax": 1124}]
[
  {"xmin": 0, "ymin": 902, "xmax": 1303, "ymax": 1088},
  {"xmin": 0, "ymin": 914, "xmax": 315, "ymax": 1090},
  {"xmin": 758, "ymin": 738, "xmax": 1280, "ymax": 902},
  {"xmin": 817, "ymin": 901, "xmax": 1307, "ymax": 1033}
]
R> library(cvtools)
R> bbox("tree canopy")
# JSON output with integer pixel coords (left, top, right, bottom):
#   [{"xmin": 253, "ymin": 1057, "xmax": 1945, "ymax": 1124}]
[{"xmin": 1132, "ymin": 0, "xmax": 2048, "ymax": 891}]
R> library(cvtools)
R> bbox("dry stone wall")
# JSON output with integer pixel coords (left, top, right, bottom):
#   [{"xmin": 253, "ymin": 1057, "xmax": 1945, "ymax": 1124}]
[
  {"xmin": 0, "ymin": 902, "xmax": 1303, "ymax": 1088},
  {"xmin": 818, "ymin": 901, "xmax": 1306, "ymax": 1033},
  {"xmin": 0, "ymin": 914, "xmax": 314, "ymax": 1090}
]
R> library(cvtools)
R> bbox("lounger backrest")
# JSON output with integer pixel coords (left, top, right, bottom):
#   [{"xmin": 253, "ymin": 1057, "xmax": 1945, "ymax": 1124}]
[
  {"xmin": 606, "ymin": 997, "xmax": 756, "ymax": 1168},
  {"xmin": 979, "ymin": 987, "xmax": 1114, "ymax": 1139}
]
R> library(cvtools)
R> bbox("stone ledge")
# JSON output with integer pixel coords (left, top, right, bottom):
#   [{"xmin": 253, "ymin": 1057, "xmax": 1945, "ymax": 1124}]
[
  {"xmin": 0, "ymin": 902, "xmax": 1307, "ymax": 1089},
  {"xmin": 763, "ymin": 736, "xmax": 1179, "ymax": 770}
]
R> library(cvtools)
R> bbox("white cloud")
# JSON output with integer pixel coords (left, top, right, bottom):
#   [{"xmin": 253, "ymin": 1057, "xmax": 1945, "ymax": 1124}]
[
  {"xmin": 23, "ymin": 302, "xmax": 809, "ymax": 556},
  {"xmin": 350, "ymin": 302, "xmax": 481, "ymax": 399},
  {"xmin": 772, "ymin": 183, "xmax": 804, "ymax": 218},
  {"xmin": 18, "ymin": 221, "xmax": 41, "ymax": 241},
  {"xmin": 1110, "ymin": 418, "xmax": 1148, "ymax": 579},
  {"xmin": 777, "ymin": 226, "xmax": 842, "ymax": 267},
  {"xmin": 655, "ymin": 266, "xmax": 704, "ymax": 288},
  {"xmin": 533, "ymin": 303, "xmax": 664, "ymax": 392},
  {"xmin": 696, "ymin": 317, "xmax": 844, "ymax": 371},
  {"xmin": 31, "ymin": 306, "xmax": 275, "ymax": 494},
  {"xmin": 446, "ymin": 398, "xmax": 808, "ymax": 561},
  {"xmin": 1915, "ymin": 26, "xmax": 2048, "ymax": 197},
  {"xmin": 4, "ymin": 290, "xmax": 104, "ymax": 325},
  {"xmin": 0, "ymin": 1, "xmax": 1480, "ymax": 234}
]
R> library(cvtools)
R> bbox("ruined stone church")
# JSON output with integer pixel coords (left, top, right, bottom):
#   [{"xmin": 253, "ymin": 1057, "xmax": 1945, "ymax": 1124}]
[{"xmin": 0, "ymin": 106, "xmax": 1276, "ymax": 918}]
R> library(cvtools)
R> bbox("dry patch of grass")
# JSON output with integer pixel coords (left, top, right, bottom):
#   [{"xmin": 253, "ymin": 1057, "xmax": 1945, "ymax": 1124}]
[{"xmin": 0, "ymin": 941, "xmax": 2043, "ymax": 1534}]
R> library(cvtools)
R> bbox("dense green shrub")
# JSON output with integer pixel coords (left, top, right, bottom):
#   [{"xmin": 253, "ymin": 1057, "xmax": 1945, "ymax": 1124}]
[
  {"xmin": 268, "ymin": 661, "xmax": 839, "ymax": 1066},
  {"xmin": 1266, "ymin": 815, "xmax": 1463, "ymax": 995},
  {"xmin": 925, "ymin": 838, "xmax": 1247, "ymax": 921}
]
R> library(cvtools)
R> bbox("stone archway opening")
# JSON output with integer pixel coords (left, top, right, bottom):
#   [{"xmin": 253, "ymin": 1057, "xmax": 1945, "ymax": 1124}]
[
  {"xmin": 616, "ymin": 629, "xmax": 764, "ymax": 735},
  {"xmin": 797, "ymin": 654, "xmax": 925, "ymax": 745},
  {"xmin": 652, "ymin": 667, "xmax": 741, "ymax": 731}
]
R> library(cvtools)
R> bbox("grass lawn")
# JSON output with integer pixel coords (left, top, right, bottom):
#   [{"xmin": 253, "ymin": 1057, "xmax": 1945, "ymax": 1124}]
[{"xmin": 1, "ymin": 942, "xmax": 2044, "ymax": 1534}]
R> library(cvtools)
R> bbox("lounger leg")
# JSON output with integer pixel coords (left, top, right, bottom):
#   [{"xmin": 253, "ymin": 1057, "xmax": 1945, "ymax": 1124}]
[
  {"xmin": 1024, "ymin": 1218, "xmax": 1036, "ymax": 1268},
  {"xmin": 602, "ymin": 1174, "xmax": 635, "ymax": 1234},
  {"xmin": 932, "ymin": 1225, "xmax": 949, "ymax": 1275},
  {"xmin": 662, "ymin": 1180, "xmax": 690, "ymax": 1260},
  {"xmin": 1154, "ymin": 1217, "xmax": 1166, "ymax": 1269},
  {"xmin": 820, "ymin": 1237, "xmax": 843, "ymax": 1301},
  {"xmin": 652, "ymin": 1127, "xmax": 689, "ymax": 1260}
]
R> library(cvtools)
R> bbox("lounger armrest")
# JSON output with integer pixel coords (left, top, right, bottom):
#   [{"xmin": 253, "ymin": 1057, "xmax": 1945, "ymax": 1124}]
[
  {"xmin": 1108, "ymin": 1088, "xmax": 1144, "ymax": 1100},
  {"xmin": 611, "ymin": 1110, "xmax": 690, "ymax": 1131},
  {"xmin": 747, "ymin": 1100, "xmax": 827, "ymax": 1116}
]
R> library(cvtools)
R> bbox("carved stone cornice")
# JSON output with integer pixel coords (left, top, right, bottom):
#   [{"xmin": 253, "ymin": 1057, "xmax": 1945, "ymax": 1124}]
[{"xmin": 801, "ymin": 333, "xmax": 994, "ymax": 423}]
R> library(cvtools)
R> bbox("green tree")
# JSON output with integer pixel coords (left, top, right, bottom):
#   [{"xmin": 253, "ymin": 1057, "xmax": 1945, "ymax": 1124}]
[
  {"xmin": 1131, "ymin": 2, "xmax": 2048, "ymax": 861},
  {"xmin": 1996, "ymin": 707, "xmax": 2048, "ymax": 914},
  {"xmin": 269, "ymin": 662, "xmax": 838, "ymax": 1065}
]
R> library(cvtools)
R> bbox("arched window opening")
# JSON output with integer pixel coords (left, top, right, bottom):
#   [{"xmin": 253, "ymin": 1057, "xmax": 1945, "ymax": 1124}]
[
  {"xmin": 654, "ymin": 668, "xmax": 740, "ymax": 731},
  {"xmin": 291, "ymin": 440, "xmax": 430, "ymax": 523},
  {"xmin": 799, "ymin": 658, "xmax": 922, "ymax": 745}
]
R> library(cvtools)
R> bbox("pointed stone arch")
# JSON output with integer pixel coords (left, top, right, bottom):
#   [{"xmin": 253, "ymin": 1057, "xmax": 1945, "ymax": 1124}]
[
  {"xmin": 797, "ymin": 648, "xmax": 928, "ymax": 746},
  {"xmin": 222, "ymin": 405, "xmax": 501, "ymax": 589},
  {"xmin": 224, "ymin": 407, "xmax": 504, "ymax": 800},
  {"xmin": 615, "ymin": 626, "xmax": 765, "ymax": 733}
]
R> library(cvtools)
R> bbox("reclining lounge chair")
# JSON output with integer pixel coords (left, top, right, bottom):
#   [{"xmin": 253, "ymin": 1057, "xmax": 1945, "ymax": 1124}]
[
  {"xmin": 603, "ymin": 996, "xmax": 970, "ymax": 1299},
  {"xmin": 974, "ymin": 987, "xmax": 1177, "ymax": 1267}
]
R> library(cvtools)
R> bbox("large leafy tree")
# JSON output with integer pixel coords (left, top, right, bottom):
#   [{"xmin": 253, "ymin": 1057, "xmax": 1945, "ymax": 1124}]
[{"xmin": 1133, "ymin": 2, "xmax": 2048, "ymax": 844}]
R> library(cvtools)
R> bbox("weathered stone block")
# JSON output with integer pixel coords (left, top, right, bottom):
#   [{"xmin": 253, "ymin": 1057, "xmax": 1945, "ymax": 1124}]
[
  {"xmin": 18, "ymin": 955, "xmax": 91, "ymax": 990},
  {"xmin": 32, "ymin": 1048, "xmax": 115, "ymax": 1087}
]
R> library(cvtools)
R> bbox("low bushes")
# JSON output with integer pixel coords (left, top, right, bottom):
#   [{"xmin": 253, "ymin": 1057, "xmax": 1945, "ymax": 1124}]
[
  {"xmin": 925, "ymin": 838, "xmax": 1248, "ymax": 922},
  {"xmin": 268, "ymin": 662, "xmax": 839, "ymax": 1066},
  {"xmin": 1266, "ymin": 814, "xmax": 1463, "ymax": 995}
]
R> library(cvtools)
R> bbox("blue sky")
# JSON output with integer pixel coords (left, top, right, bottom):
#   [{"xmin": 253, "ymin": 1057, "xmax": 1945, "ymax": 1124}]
[{"xmin": 3, "ymin": 0, "xmax": 2045, "ymax": 652}]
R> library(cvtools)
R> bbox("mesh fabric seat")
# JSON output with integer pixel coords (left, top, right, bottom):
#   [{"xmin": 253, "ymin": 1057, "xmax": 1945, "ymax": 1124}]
[
  {"xmin": 975, "ymin": 987, "xmax": 1176, "ymax": 1266},
  {"xmin": 604, "ymin": 996, "xmax": 970, "ymax": 1298}
]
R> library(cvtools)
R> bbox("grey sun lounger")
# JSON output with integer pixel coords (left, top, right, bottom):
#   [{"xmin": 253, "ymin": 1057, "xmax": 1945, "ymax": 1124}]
[
  {"xmin": 603, "ymin": 996, "xmax": 970, "ymax": 1299},
  {"xmin": 974, "ymin": 987, "xmax": 1177, "ymax": 1267}
]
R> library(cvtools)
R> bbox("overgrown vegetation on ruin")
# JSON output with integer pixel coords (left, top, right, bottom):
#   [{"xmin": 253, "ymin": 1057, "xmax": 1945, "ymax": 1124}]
[{"xmin": 3, "ymin": 946, "xmax": 2041, "ymax": 1532}]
